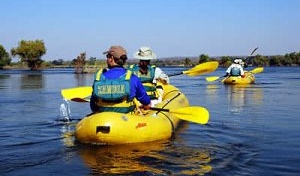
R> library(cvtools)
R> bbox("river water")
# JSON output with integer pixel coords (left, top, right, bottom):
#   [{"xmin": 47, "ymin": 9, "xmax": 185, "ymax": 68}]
[{"xmin": 0, "ymin": 66, "xmax": 299, "ymax": 176}]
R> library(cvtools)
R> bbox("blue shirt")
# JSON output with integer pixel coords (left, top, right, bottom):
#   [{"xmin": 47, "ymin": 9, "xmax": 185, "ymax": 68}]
[{"xmin": 90, "ymin": 67, "xmax": 151, "ymax": 111}]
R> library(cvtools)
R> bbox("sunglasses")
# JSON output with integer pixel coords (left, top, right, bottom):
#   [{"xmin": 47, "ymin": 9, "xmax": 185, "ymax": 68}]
[{"xmin": 106, "ymin": 54, "xmax": 112, "ymax": 58}]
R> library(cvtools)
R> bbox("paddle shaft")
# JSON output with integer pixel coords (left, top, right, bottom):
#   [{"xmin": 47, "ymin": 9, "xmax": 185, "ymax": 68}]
[
  {"xmin": 249, "ymin": 47, "xmax": 258, "ymax": 56},
  {"xmin": 150, "ymin": 107, "xmax": 170, "ymax": 112},
  {"xmin": 168, "ymin": 72, "xmax": 183, "ymax": 77}
]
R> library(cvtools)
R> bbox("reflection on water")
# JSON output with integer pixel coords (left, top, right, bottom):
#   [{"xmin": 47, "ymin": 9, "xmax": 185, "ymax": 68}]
[
  {"xmin": 225, "ymin": 84, "xmax": 263, "ymax": 114},
  {"xmin": 61, "ymin": 123, "xmax": 77, "ymax": 148},
  {"xmin": 205, "ymin": 84, "xmax": 219, "ymax": 96},
  {"xmin": 76, "ymin": 141, "xmax": 212, "ymax": 175},
  {"xmin": 59, "ymin": 121, "xmax": 213, "ymax": 175},
  {"xmin": 158, "ymin": 145, "xmax": 212, "ymax": 175},
  {"xmin": 78, "ymin": 141, "xmax": 168, "ymax": 175},
  {"xmin": 226, "ymin": 85, "xmax": 247, "ymax": 114},
  {"xmin": 0, "ymin": 75, "xmax": 10, "ymax": 89},
  {"xmin": 20, "ymin": 73, "xmax": 44, "ymax": 89},
  {"xmin": 74, "ymin": 74, "xmax": 87, "ymax": 86},
  {"xmin": 74, "ymin": 73, "xmax": 94, "ymax": 86}
]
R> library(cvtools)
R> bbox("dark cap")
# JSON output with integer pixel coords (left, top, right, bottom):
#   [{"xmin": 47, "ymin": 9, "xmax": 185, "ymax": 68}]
[{"xmin": 103, "ymin": 45, "xmax": 127, "ymax": 58}]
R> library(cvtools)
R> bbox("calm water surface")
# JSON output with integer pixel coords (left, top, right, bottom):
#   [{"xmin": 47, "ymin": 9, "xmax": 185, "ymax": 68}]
[{"xmin": 0, "ymin": 67, "xmax": 299, "ymax": 176}]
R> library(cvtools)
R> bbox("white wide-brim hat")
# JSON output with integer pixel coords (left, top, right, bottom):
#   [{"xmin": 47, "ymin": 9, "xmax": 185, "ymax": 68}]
[
  {"xmin": 234, "ymin": 59, "xmax": 239, "ymax": 64},
  {"xmin": 133, "ymin": 46, "xmax": 157, "ymax": 60}
]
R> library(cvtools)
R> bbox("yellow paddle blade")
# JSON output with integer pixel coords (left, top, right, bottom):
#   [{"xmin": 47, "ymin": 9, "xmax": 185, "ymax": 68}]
[
  {"xmin": 61, "ymin": 86, "xmax": 92, "ymax": 101},
  {"xmin": 205, "ymin": 76, "xmax": 220, "ymax": 82},
  {"xmin": 250, "ymin": 67, "xmax": 264, "ymax": 74},
  {"xmin": 169, "ymin": 106, "xmax": 209, "ymax": 125},
  {"xmin": 183, "ymin": 61, "xmax": 219, "ymax": 76},
  {"xmin": 190, "ymin": 61, "xmax": 219, "ymax": 71}
]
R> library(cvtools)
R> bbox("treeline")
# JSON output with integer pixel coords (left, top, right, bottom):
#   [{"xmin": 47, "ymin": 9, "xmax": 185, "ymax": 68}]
[
  {"xmin": 210, "ymin": 53, "xmax": 300, "ymax": 67},
  {"xmin": 1, "ymin": 40, "xmax": 300, "ymax": 71}
]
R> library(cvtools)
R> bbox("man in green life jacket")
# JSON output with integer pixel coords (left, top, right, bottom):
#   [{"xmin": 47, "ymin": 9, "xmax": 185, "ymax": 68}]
[
  {"xmin": 90, "ymin": 45, "xmax": 151, "ymax": 113},
  {"xmin": 127, "ymin": 46, "xmax": 169, "ymax": 106}
]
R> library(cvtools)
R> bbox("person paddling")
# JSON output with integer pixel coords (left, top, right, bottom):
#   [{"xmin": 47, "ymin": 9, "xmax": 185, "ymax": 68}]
[
  {"xmin": 128, "ymin": 46, "xmax": 169, "ymax": 106},
  {"xmin": 90, "ymin": 45, "xmax": 151, "ymax": 113},
  {"xmin": 224, "ymin": 59, "xmax": 245, "ymax": 78}
]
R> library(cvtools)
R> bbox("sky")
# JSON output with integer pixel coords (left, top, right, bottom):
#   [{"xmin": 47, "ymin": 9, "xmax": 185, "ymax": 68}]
[{"xmin": 1, "ymin": 0, "xmax": 300, "ymax": 61}]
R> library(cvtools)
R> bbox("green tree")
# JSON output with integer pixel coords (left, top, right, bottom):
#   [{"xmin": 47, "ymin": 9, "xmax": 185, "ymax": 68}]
[
  {"xmin": 73, "ymin": 52, "xmax": 86, "ymax": 73},
  {"xmin": 220, "ymin": 56, "xmax": 232, "ymax": 67},
  {"xmin": 269, "ymin": 55, "xmax": 281, "ymax": 66},
  {"xmin": 199, "ymin": 54, "xmax": 209, "ymax": 63},
  {"xmin": 87, "ymin": 57, "xmax": 97, "ymax": 65},
  {"xmin": 253, "ymin": 55, "xmax": 269, "ymax": 66},
  {"xmin": 285, "ymin": 52, "xmax": 300, "ymax": 66},
  {"xmin": 184, "ymin": 57, "xmax": 192, "ymax": 66},
  {"xmin": 0, "ymin": 45, "xmax": 11, "ymax": 69},
  {"xmin": 280, "ymin": 56, "xmax": 292, "ymax": 66},
  {"xmin": 11, "ymin": 40, "xmax": 46, "ymax": 70}
]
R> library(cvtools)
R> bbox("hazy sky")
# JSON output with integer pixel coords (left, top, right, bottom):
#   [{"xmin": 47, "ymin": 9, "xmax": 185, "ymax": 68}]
[{"xmin": 1, "ymin": 0, "xmax": 299, "ymax": 61}]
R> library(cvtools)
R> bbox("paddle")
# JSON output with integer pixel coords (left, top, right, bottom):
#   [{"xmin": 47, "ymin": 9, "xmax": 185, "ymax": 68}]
[
  {"xmin": 168, "ymin": 61, "xmax": 219, "ymax": 77},
  {"xmin": 61, "ymin": 86, "xmax": 92, "ymax": 101},
  {"xmin": 150, "ymin": 106, "xmax": 209, "ymax": 125},
  {"xmin": 205, "ymin": 67, "xmax": 264, "ymax": 82},
  {"xmin": 250, "ymin": 67, "xmax": 264, "ymax": 74},
  {"xmin": 205, "ymin": 76, "xmax": 221, "ymax": 82},
  {"xmin": 58, "ymin": 96, "xmax": 209, "ymax": 125},
  {"xmin": 249, "ymin": 47, "xmax": 258, "ymax": 57}
]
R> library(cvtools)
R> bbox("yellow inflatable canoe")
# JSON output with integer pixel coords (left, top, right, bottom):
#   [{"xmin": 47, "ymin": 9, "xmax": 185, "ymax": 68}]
[
  {"xmin": 222, "ymin": 72, "xmax": 255, "ymax": 85},
  {"xmin": 75, "ymin": 84, "xmax": 190, "ymax": 145}
]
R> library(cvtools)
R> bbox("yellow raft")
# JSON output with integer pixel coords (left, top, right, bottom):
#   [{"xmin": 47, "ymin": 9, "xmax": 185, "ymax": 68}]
[
  {"xmin": 222, "ymin": 71, "xmax": 255, "ymax": 85},
  {"xmin": 75, "ymin": 84, "xmax": 190, "ymax": 145}
]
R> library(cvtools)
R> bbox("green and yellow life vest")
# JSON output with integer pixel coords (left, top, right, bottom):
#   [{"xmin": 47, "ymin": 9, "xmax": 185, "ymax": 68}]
[
  {"xmin": 92, "ymin": 69, "xmax": 135, "ymax": 113},
  {"xmin": 128, "ymin": 64, "xmax": 158, "ymax": 99}
]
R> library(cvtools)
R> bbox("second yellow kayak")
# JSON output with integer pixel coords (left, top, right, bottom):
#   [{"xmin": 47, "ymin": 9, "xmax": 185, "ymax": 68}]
[{"xmin": 222, "ymin": 72, "xmax": 255, "ymax": 85}]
